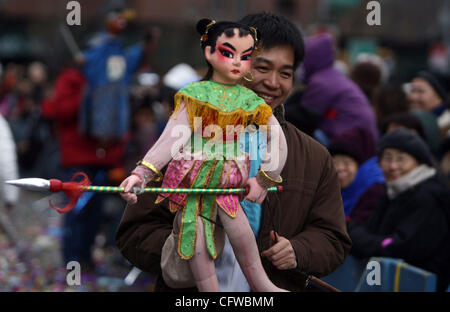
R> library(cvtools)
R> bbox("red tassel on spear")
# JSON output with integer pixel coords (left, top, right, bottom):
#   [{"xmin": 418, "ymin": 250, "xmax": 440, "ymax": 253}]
[{"xmin": 48, "ymin": 172, "xmax": 91, "ymax": 214}]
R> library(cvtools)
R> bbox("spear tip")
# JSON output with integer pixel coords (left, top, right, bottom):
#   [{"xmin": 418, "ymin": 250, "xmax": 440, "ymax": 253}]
[{"xmin": 5, "ymin": 178, "xmax": 51, "ymax": 192}]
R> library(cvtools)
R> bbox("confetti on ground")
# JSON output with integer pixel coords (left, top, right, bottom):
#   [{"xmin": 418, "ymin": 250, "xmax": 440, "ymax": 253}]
[{"xmin": 0, "ymin": 193, "xmax": 155, "ymax": 292}]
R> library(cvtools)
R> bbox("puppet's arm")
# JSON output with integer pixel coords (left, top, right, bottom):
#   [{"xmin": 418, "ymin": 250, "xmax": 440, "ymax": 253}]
[
  {"xmin": 257, "ymin": 115, "xmax": 287, "ymax": 185},
  {"xmin": 134, "ymin": 101, "xmax": 191, "ymax": 182},
  {"xmin": 120, "ymin": 101, "xmax": 191, "ymax": 202},
  {"xmin": 245, "ymin": 115, "xmax": 287, "ymax": 203}
]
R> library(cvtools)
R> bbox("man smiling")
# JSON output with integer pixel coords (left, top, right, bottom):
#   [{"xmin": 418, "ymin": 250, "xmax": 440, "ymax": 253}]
[
  {"xmin": 246, "ymin": 45, "xmax": 294, "ymax": 107},
  {"xmin": 115, "ymin": 13, "xmax": 351, "ymax": 291}
]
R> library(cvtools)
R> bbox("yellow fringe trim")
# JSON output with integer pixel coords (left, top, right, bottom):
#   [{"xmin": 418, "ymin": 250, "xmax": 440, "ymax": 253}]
[{"xmin": 172, "ymin": 93, "xmax": 272, "ymax": 132}]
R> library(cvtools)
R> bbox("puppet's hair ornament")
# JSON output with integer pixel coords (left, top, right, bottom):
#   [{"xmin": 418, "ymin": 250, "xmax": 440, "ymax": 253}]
[
  {"xmin": 249, "ymin": 26, "xmax": 258, "ymax": 44},
  {"xmin": 200, "ymin": 20, "xmax": 216, "ymax": 43}
]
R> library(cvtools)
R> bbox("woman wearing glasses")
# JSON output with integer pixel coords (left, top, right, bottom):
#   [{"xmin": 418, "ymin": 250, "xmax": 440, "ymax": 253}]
[{"xmin": 348, "ymin": 128, "xmax": 450, "ymax": 291}]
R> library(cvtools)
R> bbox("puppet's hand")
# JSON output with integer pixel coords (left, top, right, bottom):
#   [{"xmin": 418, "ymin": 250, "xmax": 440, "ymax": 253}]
[
  {"xmin": 244, "ymin": 177, "xmax": 268, "ymax": 204},
  {"xmin": 119, "ymin": 174, "xmax": 143, "ymax": 204}
]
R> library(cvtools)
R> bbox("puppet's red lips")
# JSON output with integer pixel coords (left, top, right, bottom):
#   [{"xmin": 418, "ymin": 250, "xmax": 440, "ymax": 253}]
[{"xmin": 231, "ymin": 70, "xmax": 240, "ymax": 74}]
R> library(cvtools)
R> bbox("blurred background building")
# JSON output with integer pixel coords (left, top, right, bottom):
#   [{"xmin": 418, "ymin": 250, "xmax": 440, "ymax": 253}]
[{"xmin": 0, "ymin": 0, "xmax": 448, "ymax": 84}]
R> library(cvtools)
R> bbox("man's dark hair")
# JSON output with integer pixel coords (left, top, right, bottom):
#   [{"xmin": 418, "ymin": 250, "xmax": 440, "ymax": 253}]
[{"xmin": 239, "ymin": 12, "xmax": 305, "ymax": 70}]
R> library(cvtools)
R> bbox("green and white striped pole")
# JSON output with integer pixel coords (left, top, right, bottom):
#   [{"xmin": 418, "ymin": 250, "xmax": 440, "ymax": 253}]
[
  {"xmin": 81, "ymin": 185, "xmax": 282, "ymax": 195},
  {"xmin": 6, "ymin": 177, "xmax": 283, "ymax": 214},
  {"xmin": 6, "ymin": 178, "xmax": 282, "ymax": 195}
]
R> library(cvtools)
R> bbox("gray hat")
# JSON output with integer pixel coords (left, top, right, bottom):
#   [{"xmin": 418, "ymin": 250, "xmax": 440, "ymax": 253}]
[{"xmin": 377, "ymin": 128, "xmax": 434, "ymax": 166}]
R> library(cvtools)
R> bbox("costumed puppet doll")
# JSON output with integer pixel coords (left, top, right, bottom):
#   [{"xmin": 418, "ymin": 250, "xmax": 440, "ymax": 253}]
[{"xmin": 120, "ymin": 19, "xmax": 288, "ymax": 292}]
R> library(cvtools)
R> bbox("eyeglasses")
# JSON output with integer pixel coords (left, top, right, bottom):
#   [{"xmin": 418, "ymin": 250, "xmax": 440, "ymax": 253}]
[{"xmin": 380, "ymin": 155, "xmax": 414, "ymax": 166}]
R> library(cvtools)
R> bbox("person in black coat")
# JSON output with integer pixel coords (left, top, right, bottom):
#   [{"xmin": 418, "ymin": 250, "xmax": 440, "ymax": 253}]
[{"xmin": 348, "ymin": 129, "xmax": 450, "ymax": 291}]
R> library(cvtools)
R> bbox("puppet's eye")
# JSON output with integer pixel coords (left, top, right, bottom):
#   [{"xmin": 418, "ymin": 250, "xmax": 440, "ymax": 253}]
[
  {"xmin": 220, "ymin": 49, "xmax": 234, "ymax": 58},
  {"xmin": 241, "ymin": 54, "xmax": 251, "ymax": 61}
]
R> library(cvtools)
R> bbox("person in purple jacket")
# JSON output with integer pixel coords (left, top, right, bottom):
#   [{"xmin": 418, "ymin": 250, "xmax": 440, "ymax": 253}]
[{"xmin": 297, "ymin": 34, "xmax": 378, "ymax": 145}]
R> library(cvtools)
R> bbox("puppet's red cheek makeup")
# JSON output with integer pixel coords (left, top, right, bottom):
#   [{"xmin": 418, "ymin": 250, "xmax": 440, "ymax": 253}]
[
  {"xmin": 241, "ymin": 58, "xmax": 251, "ymax": 67},
  {"xmin": 217, "ymin": 53, "xmax": 232, "ymax": 63},
  {"xmin": 240, "ymin": 58, "xmax": 251, "ymax": 70}
]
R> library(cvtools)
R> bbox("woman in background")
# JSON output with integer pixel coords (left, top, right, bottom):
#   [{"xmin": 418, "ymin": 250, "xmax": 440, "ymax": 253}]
[{"xmin": 349, "ymin": 129, "xmax": 450, "ymax": 291}]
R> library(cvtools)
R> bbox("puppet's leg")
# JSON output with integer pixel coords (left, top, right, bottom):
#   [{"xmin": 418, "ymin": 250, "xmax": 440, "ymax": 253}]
[
  {"xmin": 218, "ymin": 205, "xmax": 288, "ymax": 292},
  {"xmin": 187, "ymin": 215, "xmax": 219, "ymax": 292}
]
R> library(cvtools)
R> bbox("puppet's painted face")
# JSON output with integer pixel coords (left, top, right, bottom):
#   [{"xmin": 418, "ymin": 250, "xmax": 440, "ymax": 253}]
[{"xmin": 205, "ymin": 28, "xmax": 254, "ymax": 84}]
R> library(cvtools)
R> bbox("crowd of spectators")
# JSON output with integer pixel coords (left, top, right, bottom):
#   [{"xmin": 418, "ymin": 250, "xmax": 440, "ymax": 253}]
[
  {"xmin": 284, "ymin": 33, "xmax": 450, "ymax": 291},
  {"xmin": 0, "ymin": 23, "xmax": 449, "ymax": 292}
]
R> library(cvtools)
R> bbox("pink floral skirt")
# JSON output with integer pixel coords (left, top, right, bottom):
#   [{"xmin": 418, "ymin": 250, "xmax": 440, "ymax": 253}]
[{"xmin": 155, "ymin": 155, "xmax": 250, "ymax": 218}]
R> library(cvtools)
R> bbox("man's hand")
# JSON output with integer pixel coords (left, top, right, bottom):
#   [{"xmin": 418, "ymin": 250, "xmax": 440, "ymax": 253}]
[{"xmin": 261, "ymin": 230, "xmax": 297, "ymax": 270}]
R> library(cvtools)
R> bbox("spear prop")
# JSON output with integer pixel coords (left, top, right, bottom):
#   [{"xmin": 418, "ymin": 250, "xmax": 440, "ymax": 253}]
[{"xmin": 6, "ymin": 172, "xmax": 282, "ymax": 214}]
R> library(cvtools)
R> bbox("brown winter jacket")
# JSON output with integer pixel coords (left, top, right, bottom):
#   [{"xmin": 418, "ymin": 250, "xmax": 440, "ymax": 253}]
[{"xmin": 115, "ymin": 106, "xmax": 352, "ymax": 292}]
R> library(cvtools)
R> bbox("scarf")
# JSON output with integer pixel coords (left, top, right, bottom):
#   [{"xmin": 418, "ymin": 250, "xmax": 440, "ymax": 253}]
[{"xmin": 386, "ymin": 164, "xmax": 436, "ymax": 199}]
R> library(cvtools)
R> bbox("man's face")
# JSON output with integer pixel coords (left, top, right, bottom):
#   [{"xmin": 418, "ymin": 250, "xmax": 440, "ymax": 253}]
[{"xmin": 242, "ymin": 45, "xmax": 295, "ymax": 109}]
